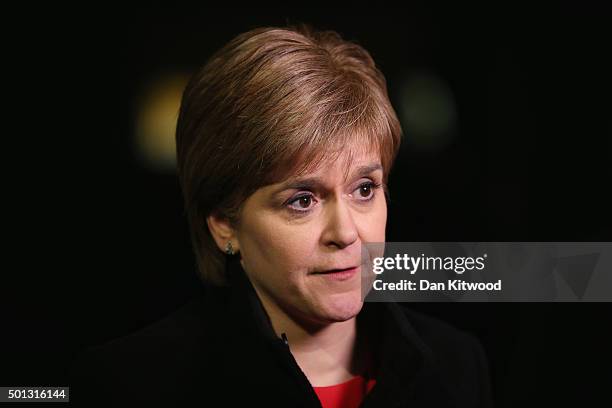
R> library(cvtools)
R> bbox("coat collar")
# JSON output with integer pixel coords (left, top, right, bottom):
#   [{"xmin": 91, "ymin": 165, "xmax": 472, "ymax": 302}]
[{"xmin": 224, "ymin": 254, "xmax": 436, "ymax": 406}]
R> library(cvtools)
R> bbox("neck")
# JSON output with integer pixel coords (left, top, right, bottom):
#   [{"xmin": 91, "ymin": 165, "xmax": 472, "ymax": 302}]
[{"xmin": 254, "ymin": 286, "xmax": 366, "ymax": 387}]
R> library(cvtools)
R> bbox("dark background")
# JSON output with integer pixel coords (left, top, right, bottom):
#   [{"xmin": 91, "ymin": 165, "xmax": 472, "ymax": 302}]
[{"xmin": 5, "ymin": 5, "xmax": 611, "ymax": 406}]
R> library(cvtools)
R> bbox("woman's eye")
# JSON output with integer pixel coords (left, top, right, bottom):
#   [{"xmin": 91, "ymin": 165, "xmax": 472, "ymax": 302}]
[
  {"xmin": 287, "ymin": 194, "xmax": 316, "ymax": 211},
  {"xmin": 286, "ymin": 182, "xmax": 380, "ymax": 213},
  {"xmin": 358, "ymin": 184, "xmax": 373, "ymax": 199},
  {"xmin": 354, "ymin": 182, "xmax": 378, "ymax": 200}
]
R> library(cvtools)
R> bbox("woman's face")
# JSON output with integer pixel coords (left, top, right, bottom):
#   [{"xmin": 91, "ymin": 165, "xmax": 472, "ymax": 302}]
[{"xmin": 235, "ymin": 148, "xmax": 387, "ymax": 327}]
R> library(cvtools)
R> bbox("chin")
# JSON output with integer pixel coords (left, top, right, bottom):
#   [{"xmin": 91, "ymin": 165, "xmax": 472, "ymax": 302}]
[{"xmin": 317, "ymin": 292, "xmax": 364, "ymax": 322}]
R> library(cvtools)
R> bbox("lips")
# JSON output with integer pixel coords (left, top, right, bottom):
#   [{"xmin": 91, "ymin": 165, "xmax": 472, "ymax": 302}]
[
  {"xmin": 312, "ymin": 266, "xmax": 360, "ymax": 281},
  {"xmin": 313, "ymin": 265, "xmax": 359, "ymax": 274}
]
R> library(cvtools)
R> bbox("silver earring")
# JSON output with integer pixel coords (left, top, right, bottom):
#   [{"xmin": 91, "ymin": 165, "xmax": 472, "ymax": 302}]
[{"xmin": 225, "ymin": 241, "xmax": 235, "ymax": 255}]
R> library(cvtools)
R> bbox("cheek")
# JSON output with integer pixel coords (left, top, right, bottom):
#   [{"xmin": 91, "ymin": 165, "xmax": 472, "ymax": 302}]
[
  {"xmin": 240, "ymin": 215, "xmax": 318, "ymax": 277},
  {"xmin": 360, "ymin": 196, "xmax": 387, "ymax": 242}
]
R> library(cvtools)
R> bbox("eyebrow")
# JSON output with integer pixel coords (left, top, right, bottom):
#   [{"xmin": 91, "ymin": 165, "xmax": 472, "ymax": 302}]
[{"xmin": 272, "ymin": 163, "xmax": 383, "ymax": 194}]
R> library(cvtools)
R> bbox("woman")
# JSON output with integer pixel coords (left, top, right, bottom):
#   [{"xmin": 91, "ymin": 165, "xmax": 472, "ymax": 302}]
[{"xmin": 71, "ymin": 24, "xmax": 492, "ymax": 407}]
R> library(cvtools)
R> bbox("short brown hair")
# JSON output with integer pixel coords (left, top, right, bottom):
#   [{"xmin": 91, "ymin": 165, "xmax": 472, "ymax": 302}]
[{"xmin": 176, "ymin": 23, "xmax": 402, "ymax": 285}]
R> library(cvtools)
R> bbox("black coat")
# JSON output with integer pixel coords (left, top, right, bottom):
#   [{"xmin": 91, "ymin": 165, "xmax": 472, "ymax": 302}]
[{"xmin": 70, "ymin": 256, "xmax": 493, "ymax": 407}]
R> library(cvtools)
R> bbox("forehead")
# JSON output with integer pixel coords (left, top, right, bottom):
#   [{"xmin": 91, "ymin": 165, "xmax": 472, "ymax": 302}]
[
  {"xmin": 275, "ymin": 140, "xmax": 382, "ymax": 184},
  {"xmin": 273, "ymin": 149, "xmax": 383, "ymax": 191},
  {"xmin": 243, "ymin": 143, "xmax": 384, "ymax": 209}
]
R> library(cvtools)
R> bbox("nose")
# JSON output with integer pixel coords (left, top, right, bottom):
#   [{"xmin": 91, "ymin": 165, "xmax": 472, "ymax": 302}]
[{"xmin": 320, "ymin": 195, "xmax": 359, "ymax": 250}]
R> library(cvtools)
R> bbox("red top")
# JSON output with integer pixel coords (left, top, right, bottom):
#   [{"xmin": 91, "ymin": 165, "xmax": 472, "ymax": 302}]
[
  {"xmin": 313, "ymin": 375, "xmax": 376, "ymax": 408},
  {"xmin": 313, "ymin": 328, "xmax": 378, "ymax": 408}
]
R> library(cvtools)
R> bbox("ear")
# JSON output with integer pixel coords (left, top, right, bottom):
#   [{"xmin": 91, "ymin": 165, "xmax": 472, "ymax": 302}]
[{"xmin": 206, "ymin": 213, "xmax": 240, "ymax": 253}]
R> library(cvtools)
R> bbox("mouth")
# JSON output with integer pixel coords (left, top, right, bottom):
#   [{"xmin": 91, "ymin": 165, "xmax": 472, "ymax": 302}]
[{"xmin": 312, "ymin": 266, "xmax": 360, "ymax": 281}]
